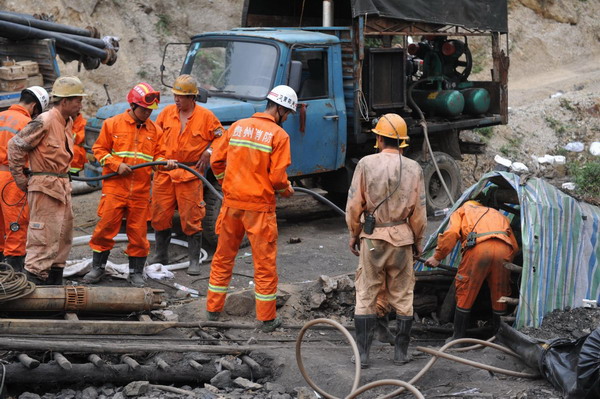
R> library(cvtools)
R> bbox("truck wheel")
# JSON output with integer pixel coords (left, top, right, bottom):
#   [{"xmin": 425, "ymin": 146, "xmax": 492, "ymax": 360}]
[
  {"xmin": 417, "ymin": 152, "xmax": 462, "ymax": 215},
  {"xmin": 202, "ymin": 186, "xmax": 250, "ymax": 249}
]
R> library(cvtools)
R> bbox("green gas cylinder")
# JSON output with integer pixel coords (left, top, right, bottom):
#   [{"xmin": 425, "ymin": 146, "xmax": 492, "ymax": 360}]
[
  {"xmin": 461, "ymin": 88, "xmax": 490, "ymax": 115},
  {"xmin": 411, "ymin": 89, "xmax": 464, "ymax": 117}
]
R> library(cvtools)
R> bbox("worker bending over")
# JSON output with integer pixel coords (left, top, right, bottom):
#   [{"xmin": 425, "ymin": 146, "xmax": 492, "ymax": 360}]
[
  {"xmin": 425, "ymin": 193, "xmax": 519, "ymax": 342},
  {"xmin": 346, "ymin": 113, "xmax": 427, "ymax": 368},
  {"xmin": 84, "ymin": 83, "xmax": 176, "ymax": 286},
  {"xmin": 150, "ymin": 75, "xmax": 224, "ymax": 275},
  {"xmin": 206, "ymin": 85, "xmax": 295, "ymax": 333},
  {"xmin": 8, "ymin": 77, "xmax": 86, "ymax": 285},
  {"xmin": 0, "ymin": 86, "xmax": 49, "ymax": 272}
]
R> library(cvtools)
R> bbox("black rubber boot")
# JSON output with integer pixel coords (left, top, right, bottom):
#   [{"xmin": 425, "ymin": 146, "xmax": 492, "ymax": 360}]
[
  {"xmin": 128, "ymin": 256, "xmax": 146, "ymax": 287},
  {"xmin": 394, "ymin": 315, "xmax": 413, "ymax": 364},
  {"xmin": 149, "ymin": 229, "xmax": 171, "ymax": 265},
  {"xmin": 0, "ymin": 251, "xmax": 4, "ymax": 263},
  {"xmin": 25, "ymin": 269, "xmax": 49, "ymax": 286},
  {"xmin": 492, "ymin": 310, "xmax": 507, "ymax": 335},
  {"xmin": 446, "ymin": 307, "xmax": 471, "ymax": 346},
  {"xmin": 186, "ymin": 233, "xmax": 202, "ymax": 276},
  {"xmin": 495, "ymin": 322, "xmax": 544, "ymax": 371},
  {"xmin": 83, "ymin": 251, "xmax": 110, "ymax": 284},
  {"xmin": 47, "ymin": 266, "xmax": 64, "ymax": 286},
  {"xmin": 5, "ymin": 255, "xmax": 25, "ymax": 273},
  {"xmin": 354, "ymin": 315, "xmax": 377, "ymax": 369},
  {"xmin": 375, "ymin": 314, "xmax": 395, "ymax": 345}
]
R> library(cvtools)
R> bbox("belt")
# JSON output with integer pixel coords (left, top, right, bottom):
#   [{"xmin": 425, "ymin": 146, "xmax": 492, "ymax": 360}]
[
  {"xmin": 0, "ymin": 165, "xmax": 9, "ymax": 171},
  {"xmin": 472, "ymin": 230, "xmax": 508, "ymax": 238},
  {"xmin": 374, "ymin": 220, "xmax": 407, "ymax": 228},
  {"xmin": 30, "ymin": 172, "xmax": 70, "ymax": 178}
]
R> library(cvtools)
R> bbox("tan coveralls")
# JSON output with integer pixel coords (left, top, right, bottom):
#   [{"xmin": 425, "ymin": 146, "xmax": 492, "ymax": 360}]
[
  {"xmin": 8, "ymin": 107, "xmax": 74, "ymax": 278},
  {"xmin": 346, "ymin": 149, "xmax": 427, "ymax": 316}
]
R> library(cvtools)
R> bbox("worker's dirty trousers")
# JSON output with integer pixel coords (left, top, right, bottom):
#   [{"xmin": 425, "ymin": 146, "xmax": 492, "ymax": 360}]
[
  {"xmin": 207, "ymin": 206, "xmax": 278, "ymax": 321},
  {"xmin": 24, "ymin": 191, "xmax": 72, "ymax": 278},
  {"xmin": 0, "ymin": 171, "xmax": 28, "ymax": 256},
  {"xmin": 89, "ymin": 193, "xmax": 150, "ymax": 257},
  {"xmin": 151, "ymin": 172, "xmax": 205, "ymax": 235},
  {"xmin": 355, "ymin": 238, "xmax": 414, "ymax": 317},
  {"xmin": 455, "ymin": 238, "xmax": 513, "ymax": 312}
]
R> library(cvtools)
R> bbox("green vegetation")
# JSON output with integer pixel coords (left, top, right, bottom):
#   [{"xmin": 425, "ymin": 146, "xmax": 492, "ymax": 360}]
[
  {"xmin": 499, "ymin": 136, "xmax": 522, "ymax": 158},
  {"xmin": 156, "ymin": 14, "xmax": 171, "ymax": 35},
  {"xmin": 559, "ymin": 98, "xmax": 576, "ymax": 112},
  {"xmin": 137, "ymin": 69, "xmax": 148, "ymax": 79},
  {"xmin": 571, "ymin": 161, "xmax": 600, "ymax": 198},
  {"xmin": 544, "ymin": 116, "xmax": 567, "ymax": 136}
]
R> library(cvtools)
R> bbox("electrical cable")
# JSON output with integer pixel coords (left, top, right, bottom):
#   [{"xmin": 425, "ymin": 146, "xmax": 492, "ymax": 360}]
[{"xmin": 407, "ymin": 78, "xmax": 456, "ymax": 207}]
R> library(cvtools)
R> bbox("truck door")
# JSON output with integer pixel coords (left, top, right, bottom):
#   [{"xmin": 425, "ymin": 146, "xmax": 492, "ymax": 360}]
[{"xmin": 285, "ymin": 47, "xmax": 344, "ymax": 176}]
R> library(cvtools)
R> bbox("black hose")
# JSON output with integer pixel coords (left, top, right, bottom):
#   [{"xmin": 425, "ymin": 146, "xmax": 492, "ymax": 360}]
[
  {"xmin": 293, "ymin": 187, "xmax": 345, "ymax": 217},
  {"xmin": 0, "ymin": 11, "xmax": 94, "ymax": 37},
  {"xmin": 71, "ymin": 162, "xmax": 223, "ymax": 201}
]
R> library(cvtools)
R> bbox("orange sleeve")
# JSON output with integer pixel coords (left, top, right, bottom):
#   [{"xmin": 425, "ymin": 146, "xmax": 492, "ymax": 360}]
[
  {"xmin": 93, "ymin": 118, "xmax": 121, "ymax": 173},
  {"xmin": 210, "ymin": 124, "xmax": 231, "ymax": 183},
  {"xmin": 345, "ymin": 160, "xmax": 366, "ymax": 238},
  {"xmin": 269, "ymin": 130, "xmax": 291, "ymax": 192},
  {"xmin": 433, "ymin": 206, "xmax": 465, "ymax": 261}
]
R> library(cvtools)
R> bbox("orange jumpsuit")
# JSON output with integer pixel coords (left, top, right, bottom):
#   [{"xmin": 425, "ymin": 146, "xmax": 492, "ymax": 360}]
[
  {"xmin": 432, "ymin": 200, "xmax": 519, "ymax": 313},
  {"xmin": 208, "ymin": 112, "xmax": 292, "ymax": 321},
  {"xmin": 0, "ymin": 105, "xmax": 31, "ymax": 257},
  {"xmin": 8, "ymin": 107, "xmax": 74, "ymax": 278},
  {"xmin": 89, "ymin": 111, "xmax": 166, "ymax": 257},
  {"xmin": 70, "ymin": 113, "xmax": 87, "ymax": 174},
  {"xmin": 151, "ymin": 104, "xmax": 223, "ymax": 235}
]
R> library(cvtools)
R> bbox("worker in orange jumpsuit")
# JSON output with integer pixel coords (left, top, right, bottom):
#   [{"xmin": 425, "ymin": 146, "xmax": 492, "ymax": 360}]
[
  {"xmin": 425, "ymin": 196, "xmax": 519, "ymax": 342},
  {"xmin": 9, "ymin": 77, "xmax": 86, "ymax": 285},
  {"xmin": 69, "ymin": 113, "xmax": 94, "ymax": 175},
  {"xmin": 84, "ymin": 83, "xmax": 176, "ymax": 286},
  {"xmin": 150, "ymin": 75, "xmax": 224, "ymax": 275},
  {"xmin": 346, "ymin": 113, "xmax": 427, "ymax": 367},
  {"xmin": 207, "ymin": 85, "xmax": 295, "ymax": 333},
  {"xmin": 0, "ymin": 86, "xmax": 49, "ymax": 272}
]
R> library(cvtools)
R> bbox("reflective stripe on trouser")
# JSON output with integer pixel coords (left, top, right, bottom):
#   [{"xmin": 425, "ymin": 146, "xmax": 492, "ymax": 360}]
[
  {"xmin": 89, "ymin": 194, "xmax": 150, "ymax": 257},
  {"xmin": 207, "ymin": 206, "xmax": 278, "ymax": 321},
  {"xmin": 455, "ymin": 238, "xmax": 513, "ymax": 312},
  {"xmin": 0, "ymin": 172, "xmax": 29, "ymax": 256},
  {"xmin": 355, "ymin": 239, "xmax": 414, "ymax": 317},
  {"xmin": 24, "ymin": 191, "xmax": 73, "ymax": 278},
  {"xmin": 151, "ymin": 172, "xmax": 205, "ymax": 235}
]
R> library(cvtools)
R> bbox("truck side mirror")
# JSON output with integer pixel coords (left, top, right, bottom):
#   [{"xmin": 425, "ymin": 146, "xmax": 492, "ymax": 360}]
[
  {"xmin": 288, "ymin": 60, "xmax": 302, "ymax": 93},
  {"xmin": 197, "ymin": 88, "xmax": 208, "ymax": 103}
]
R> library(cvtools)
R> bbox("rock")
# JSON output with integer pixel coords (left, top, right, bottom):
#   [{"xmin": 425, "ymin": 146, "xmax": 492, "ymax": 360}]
[
  {"xmin": 111, "ymin": 393, "xmax": 125, "ymax": 399},
  {"xmin": 294, "ymin": 387, "xmax": 317, "ymax": 399},
  {"xmin": 269, "ymin": 395, "xmax": 292, "ymax": 399},
  {"xmin": 276, "ymin": 289, "xmax": 291, "ymax": 308},
  {"xmin": 123, "ymin": 381, "xmax": 149, "ymax": 397},
  {"xmin": 82, "ymin": 387, "xmax": 99, "ymax": 399},
  {"xmin": 335, "ymin": 275, "xmax": 355, "ymax": 292},
  {"xmin": 100, "ymin": 387, "xmax": 115, "ymax": 396},
  {"xmin": 264, "ymin": 382, "xmax": 286, "ymax": 393},
  {"xmin": 57, "ymin": 389, "xmax": 76, "ymax": 399},
  {"xmin": 210, "ymin": 370, "xmax": 233, "ymax": 389},
  {"xmin": 203, "ymin": 384, "xmax": 221, "ymax": 394},
  {"xmin": 319, "ymin": 275, "xmax": 337, "ymax": 293},
  {"xmin": 224, "ymin": 290, "xmax": 255, "ymax": 316},
  {"xmin": 19, "ymin": 394, "xmax": 41, "ymax": 399},
  {"xmin": 309, "ymin": 292, "xmax": 326, "ymax": 309},
  {"xmin": 233, "ymin": 377, "xmax": 263, "ymax": 390}
]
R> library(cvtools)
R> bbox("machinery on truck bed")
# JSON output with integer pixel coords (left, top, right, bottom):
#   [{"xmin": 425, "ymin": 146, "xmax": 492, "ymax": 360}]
[{"xmin": 86, "ymin": 0, "xmax": 509, "ymax": 245}]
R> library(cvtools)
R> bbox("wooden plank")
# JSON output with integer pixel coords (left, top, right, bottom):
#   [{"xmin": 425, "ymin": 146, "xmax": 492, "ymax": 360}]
[{"xmin": 0, "ymin": 319, "xmax": 177, "ymax": 335}]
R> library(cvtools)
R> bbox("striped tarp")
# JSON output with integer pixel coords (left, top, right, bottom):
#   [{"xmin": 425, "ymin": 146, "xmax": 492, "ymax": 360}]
[{"xmin": 416, "ymin": 171, "xmax": 600, "ymax": 328}]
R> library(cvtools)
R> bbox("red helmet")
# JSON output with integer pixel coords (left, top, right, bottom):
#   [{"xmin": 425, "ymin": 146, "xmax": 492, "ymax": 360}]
[{"xmin": 127, "ymin": 82, "xmax": 160, "ymax": 110}]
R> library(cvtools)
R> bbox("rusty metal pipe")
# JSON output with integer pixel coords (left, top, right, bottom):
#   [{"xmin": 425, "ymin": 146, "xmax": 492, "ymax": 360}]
[{"xmin": 1, "ymin": 286, "xmax": 165, "ymax": 313}]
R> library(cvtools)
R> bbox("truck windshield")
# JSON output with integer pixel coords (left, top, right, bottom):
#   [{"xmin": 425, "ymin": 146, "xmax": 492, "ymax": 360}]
[{"xmin": 188, "ymin": 40, "xmax": 278, "ymax": 99}]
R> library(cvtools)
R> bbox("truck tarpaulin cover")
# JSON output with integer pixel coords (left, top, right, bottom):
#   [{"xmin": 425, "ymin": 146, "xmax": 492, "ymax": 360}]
[{"xmin": 351, "ymin": 0, "xmax": 508, "ymax": 33}]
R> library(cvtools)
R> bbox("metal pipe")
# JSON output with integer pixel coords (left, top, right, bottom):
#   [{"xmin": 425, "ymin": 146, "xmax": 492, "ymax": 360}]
[
  {"xmin": 0, "ymin": 20, "xmax": 116, "ymax": 65},
  {"xmin": 322, "ymin": 0, "xmax": 334, "ymax": 27},
  {"xmin": 0, "ymin": 11, "xmax": 95, "ymax": 37},
  {"xmin": 1, "ymin": 286, "xmax": 165, "ymax": 313}
]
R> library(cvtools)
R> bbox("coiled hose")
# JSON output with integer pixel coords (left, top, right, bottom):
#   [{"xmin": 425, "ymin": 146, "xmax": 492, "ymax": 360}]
[{"xmin": 0, "ymin": 263, "xmax": 35, "ymax": 302}]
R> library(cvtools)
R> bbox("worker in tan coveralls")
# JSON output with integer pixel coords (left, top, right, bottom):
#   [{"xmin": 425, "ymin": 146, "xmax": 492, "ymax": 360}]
[
  {"xmin": 346, "ymin": 113, "xmax": 427, "ymax": 368},
  {"xmin": 8, "ymin": 76, "xmax": 86, "ymax": 285}
]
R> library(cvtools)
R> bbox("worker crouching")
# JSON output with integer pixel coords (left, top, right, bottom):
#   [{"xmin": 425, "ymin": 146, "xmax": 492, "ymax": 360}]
[
  {"xmin": 346, "ymin": 114, "xmax": 427, "ymax": 368},
  {"xmin": 84, "ymin": 83, "xmax": 176, "ymax": 287}
]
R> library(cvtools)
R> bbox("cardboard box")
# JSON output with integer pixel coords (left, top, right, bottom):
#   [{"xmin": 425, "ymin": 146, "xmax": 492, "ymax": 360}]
[
  {"xmin": 16, "ymin": 61, "xmax": 39, "ymax": 76},
  {"xmin": 0, "ymin": 78, "xmax": 27, "ymax": 92},
  {"xmin": 0, "ymin": 65, "xmax": 26, "ymax": 81},
  {"xmin": 27, "ymin": 74, "xmax": 44, "ymax": 87}
]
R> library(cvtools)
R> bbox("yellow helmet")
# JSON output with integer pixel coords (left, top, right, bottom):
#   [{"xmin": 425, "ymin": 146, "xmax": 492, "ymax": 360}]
[
  {"xmin": 372, "ymin": 113, "xmax": 409, "ymax": 148},
  {"xmin": 51, "ymin": 76, "xmax": 87, "ymax": 98},
  {"xmin": 171, "ymin": 74, "xmax": 199, "ymax": 96}
]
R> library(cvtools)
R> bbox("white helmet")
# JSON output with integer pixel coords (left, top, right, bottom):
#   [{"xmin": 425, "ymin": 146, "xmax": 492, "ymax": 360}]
[
  {"xmin": 22, "ymin": 86, "xmax": 50, "ymax": 112},
  {"xmin": 267, "ymin": 85, "xmax": 297, "ymax": 112}
]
